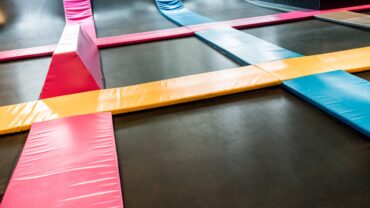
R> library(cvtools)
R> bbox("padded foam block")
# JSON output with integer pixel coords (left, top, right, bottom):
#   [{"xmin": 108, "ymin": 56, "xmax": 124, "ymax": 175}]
[
  {"xmin": 155, "ymin": 0, "xmax": 212, "ymax": 26},
  {"xmin": 40, "ymin": 24, "xmax": 103, "ymax": 99},
  {"xmin": 63, "ymin": 0, "xmax": 97, "ymax": 39},
  {"xmin": 196, "ymin": 27, "xmax": 302, "ymax": 65},
  {"xmin": 256, "ymin": 47, "xmax": 370, "ymax": 80},
  {"xmin": 0, "ymin": 66, "xmax": 280, "ymax": 135},
  {"xmin": 1, "ymin": 112, "xmax": 124, "ymax": 207},
  {"xmin": 315, "ymin": 11, "xmax": 370, "ymax": 30},
  {"xmin": 283, "ymin": 70, "xmax": 370, "ymax": 138}
]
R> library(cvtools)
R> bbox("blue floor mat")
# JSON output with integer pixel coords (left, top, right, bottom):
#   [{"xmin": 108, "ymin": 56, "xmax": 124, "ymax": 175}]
[{"xmin": 283, "ymin": 70, "xmax": 370, "ymax": 138}]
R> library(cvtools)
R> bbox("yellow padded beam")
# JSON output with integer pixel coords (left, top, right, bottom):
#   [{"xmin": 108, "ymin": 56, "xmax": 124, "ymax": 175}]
[
  {"xmin": 0, "ymin": 66, "xmax": 279, "ymax": 135},
  {"xmin": 1, "ymin": 47, "xmax": 369, "ymax": 135},
  {"xmin": 255, "ymin": 47, "xmax": 370, "ymax": 80}
]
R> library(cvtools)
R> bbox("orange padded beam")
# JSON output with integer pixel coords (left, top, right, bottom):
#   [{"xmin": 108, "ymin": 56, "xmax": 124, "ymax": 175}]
[
  {"xmin": 0, "ymin": 66, "xmax": 279, "ymax": 135},
  {"xmin": 255, "ymin": 47, "xmax": 370, "ymax": 80},
  {"xmin": 1, "ymin": 47, "xmax": 369, "ymax": 135}
]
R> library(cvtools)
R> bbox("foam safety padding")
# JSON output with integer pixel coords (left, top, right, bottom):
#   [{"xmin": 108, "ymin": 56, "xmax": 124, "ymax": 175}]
[
  {"xmin": 256, "ymin": 47, "xmax": 370, "ymax": 80},
  {"xmin": 63, "ymin": 0, "xmax": 97, "ymax": 40},
  {"xmin": 1, "ymin": 112, "xmax": 124, "ymax": 207},
  {"xmin": 315, "ymin": 11, "xmax": 370, "ymax": 30},
  {"xmin": 196, "ymin": 27, "xmax": 302, "ymax": 65},
  {"xmin": 0, "ymin": 66, "xmax": 280, "ymax": 135},
  {"xmin": 0, "ymin": 45, "xmax": 56, "ymax": 62},
  {"xmin": 283, "ymin": 70, "xmax": 370, "ymax": 137},
  {"xmin": 154, "ymin": 0, "xmax": 212, "ymax": 26},
  {"xmin": 97, "ymin": 27, "xmax": 193, "ymax": 48},
  {"xmin": 40, "ymin": 24, "xmax": 103, "ymax": 99},
  {"xmin": 1, "ymin": 5, "xmax": 370, "ymax": 63}
]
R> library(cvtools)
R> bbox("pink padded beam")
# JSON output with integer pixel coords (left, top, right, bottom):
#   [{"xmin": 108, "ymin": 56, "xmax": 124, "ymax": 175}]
[
  {"xmin": 0, "ymin": 4, "xmax": 369, "ymax": 62},
  {"xmin": 40, "ymin": 24, "xmax": 103, "ymax": 99},
  {"xmin": 63, "ymin": 0, "xmax": 97, "ymax": 40},
  {"xmin": 0, "ymin": 44, "xmax": 56, "ymax": 62},
  {"xmin": 1, "ymin": 112, "xmax": 123, "ymax": 208},
  {"xmin": 97, "ymin": 27, "xmax": 193, "ymax": 48}
]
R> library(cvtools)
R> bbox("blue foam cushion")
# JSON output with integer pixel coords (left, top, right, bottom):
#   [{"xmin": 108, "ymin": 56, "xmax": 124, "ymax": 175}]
[
  {"xmin": 196, "ymin": 27, "xmax": 302, "ymax": 65},
  {"xmin": 283, "ymin": 70, "xmax": 370, "ymax": 138},
  {"xmin": 155, "ymin": 0, "xmax": 212, "ymax": 26}
]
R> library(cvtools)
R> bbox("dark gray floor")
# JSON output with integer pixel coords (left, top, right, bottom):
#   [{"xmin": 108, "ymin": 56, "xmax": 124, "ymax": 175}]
[
  {"xmin": 93, "ymin": 0, "xmax": 177, "ymax": 37},
  {"xmin": 0, "ymin": 0, "xmax": 370, "ymax": 207},
  {"xmin": 185, "ymin": 0, "xmax": 279, "ymax": 21},
  {"xmin": 114, "ymin": 85, "xmax": 369, "ymax": 208},
  {"xmin": 243, "ymin": 19, "xmax": 370, "ymax": 55},
  {"xmin": 101, "ymin": 37, "xmax": 239, "ymax": 88},
  {"xmin": 0, "ymin": 0, "xmax": 65, "ymax": 50},
  {"xmin": 0, "ymin": 57, "xmax": 50, "ymax": 106},
  {"xmin": 93, "ymin": 0, "xmax": 279, "ymax": 37}
]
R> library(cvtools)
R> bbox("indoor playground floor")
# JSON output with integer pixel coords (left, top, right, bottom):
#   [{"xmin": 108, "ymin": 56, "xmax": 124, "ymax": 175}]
[{"xmin": 0, "ymin": 0, "xmax": 369, "ymax": 207}]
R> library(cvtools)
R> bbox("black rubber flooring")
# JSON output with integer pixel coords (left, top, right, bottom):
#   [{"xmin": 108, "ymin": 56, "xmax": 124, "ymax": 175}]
[
  {"xmin": 243, "ymin": 19, "xmax": 370, "ymax": 55},
  {"xmin": 0, "ymin": 0, "xmax": 369, "ymax": 206},
  {"xmin": 0, "ymin": 0, "xmax": 65, "ymax": 50},
  {"xmin": 101, "ymin": 37, "xmax": 239, "ymax": 88}
]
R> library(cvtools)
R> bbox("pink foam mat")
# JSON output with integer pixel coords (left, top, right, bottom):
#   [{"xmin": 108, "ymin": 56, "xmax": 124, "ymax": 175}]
[
  {"xmin": 0, "ymin": 4, "xmax": 369, "ymax": 62},
  {"xmin": 63, "ymin": 0, "xmax": 97, "ymax": 40},
  {"xmin": 1, "ymin": 112, "xmax": 123, "ymax": 208}
]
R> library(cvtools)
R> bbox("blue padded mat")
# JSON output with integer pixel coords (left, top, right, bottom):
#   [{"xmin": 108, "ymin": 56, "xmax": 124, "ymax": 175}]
[
  {"xmin": 283, "ymin": 70, "xmax": 370, "ymax": 138},
  {"xmin": 155, "ymin": 0, "xmax": 212, "ymax": 26},
  {"xmin": 196, "ymin": 27, "xmax": 302, "ymax": 65}
]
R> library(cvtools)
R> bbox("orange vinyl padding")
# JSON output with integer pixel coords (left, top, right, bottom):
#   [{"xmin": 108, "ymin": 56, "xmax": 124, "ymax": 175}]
[
  {"xmin": 0, "ymin": 66, "xmax": 279, "ymax": 135},
  {"xmin": 0, "ymin": 47, "xmax": 369, "ymax": 135},
  {"xmin": 255, "ymin": 47, "xmax": 370, "ymax": 80}
]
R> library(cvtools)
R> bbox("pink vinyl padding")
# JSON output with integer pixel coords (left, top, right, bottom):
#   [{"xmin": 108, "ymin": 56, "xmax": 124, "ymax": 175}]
[
  {"xmin": 97, "ymin": 27, "xmax": 194, "ymax": 48},
  {"xmin": 0, "ymin": 45, "xmax": 56, "ymax": 62},
  {"xmin": 63, "ymin": 0, "xmax": 97, "ymax": 40},
  {"xmin": 0, "ymin": 4, "xmax": 369, "ymax": 62},
  {"xmin": 1, "ymin": 112, "xmax": 123, "ymax": 208},
  {"xmin": 40, "ymin": 24, "xmax": 103, "ymax": 99}
]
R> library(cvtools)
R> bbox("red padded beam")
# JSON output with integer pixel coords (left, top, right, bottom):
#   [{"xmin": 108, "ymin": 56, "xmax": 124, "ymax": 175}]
[
  {"xmin": 40, "ymin": 24, "xmax": 103, "ymax": 99},
  {"xmin": 1, "ymin": 112, "xmax": 123, "ymax": 208}
]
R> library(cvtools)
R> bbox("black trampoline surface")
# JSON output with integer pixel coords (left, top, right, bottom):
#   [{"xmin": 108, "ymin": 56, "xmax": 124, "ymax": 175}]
[
  {"xmin": 114, "ymin": 86, "xmax": 369, "ymax": 208},
  {"xmin": 101, "ymin": 37, "xmax": 239, "ymax": 88},
  {"xmin": 0, "ymin": 57, "xmax": 50, "ymax": 106},
  {"xmin": 0, "ymin": 0, "xmax": 65, "ymax": 51},
  {"xmin": 185, "ymin": 0, "xmax": 279, "ymax": 21},
  {"xmin": 243, "ymin": 19, "xmax": 370, "ymax": 55},
  {"xmin": 93, "ymin": 0, "xmax": 177, "ymax": 37},
  {"xmin": 0, "ymin": 0, "xmax": 370, "ymax": 207},
  {"xmin": 93, "ymin": 0, "xmax": 279, "ymax": 37}
]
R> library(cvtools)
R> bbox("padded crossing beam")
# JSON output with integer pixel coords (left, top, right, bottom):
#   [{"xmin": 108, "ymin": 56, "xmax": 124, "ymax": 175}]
[
  {"xmin": 0, "ymin": 66, "xmax": 280, "ymax": 135},
  {"xmin": 155, "ymin": 0, "xmax": 301, "ymax": 64},
  {"xmin": 255, "ymin": 0, "xmax": 370, "ymax": 10},
  {"xmin": 1, "ymin": 5, "xmax": 370, "ymax": 63},
  {"xmin": 196, "ymin": 27, "xmax": 302, "ymax": 65},
  {"xmin": 283, "ymin": 70, "xmax": 370, "ymax": 137},
  {"xmin": 315, "ymin": 11, "xmax": 370, "ymax": 30},
  {"xmin": 1, "ymin": 45, "xmax": 370, "ymax": 135},
  {"xmin": 40, "ymin": 24, "xmax": 103, "ymax": 99},
  {"xmin": 1, "ymin": 112, "xmax": 124, "ymax": 207},
  {"xmin": 155, "ymin": 0, "xmax": 212, "ymax": 26},
  {"xmin": 256, "ymin": 47, "xmax": 370, "ymax": 80}
]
